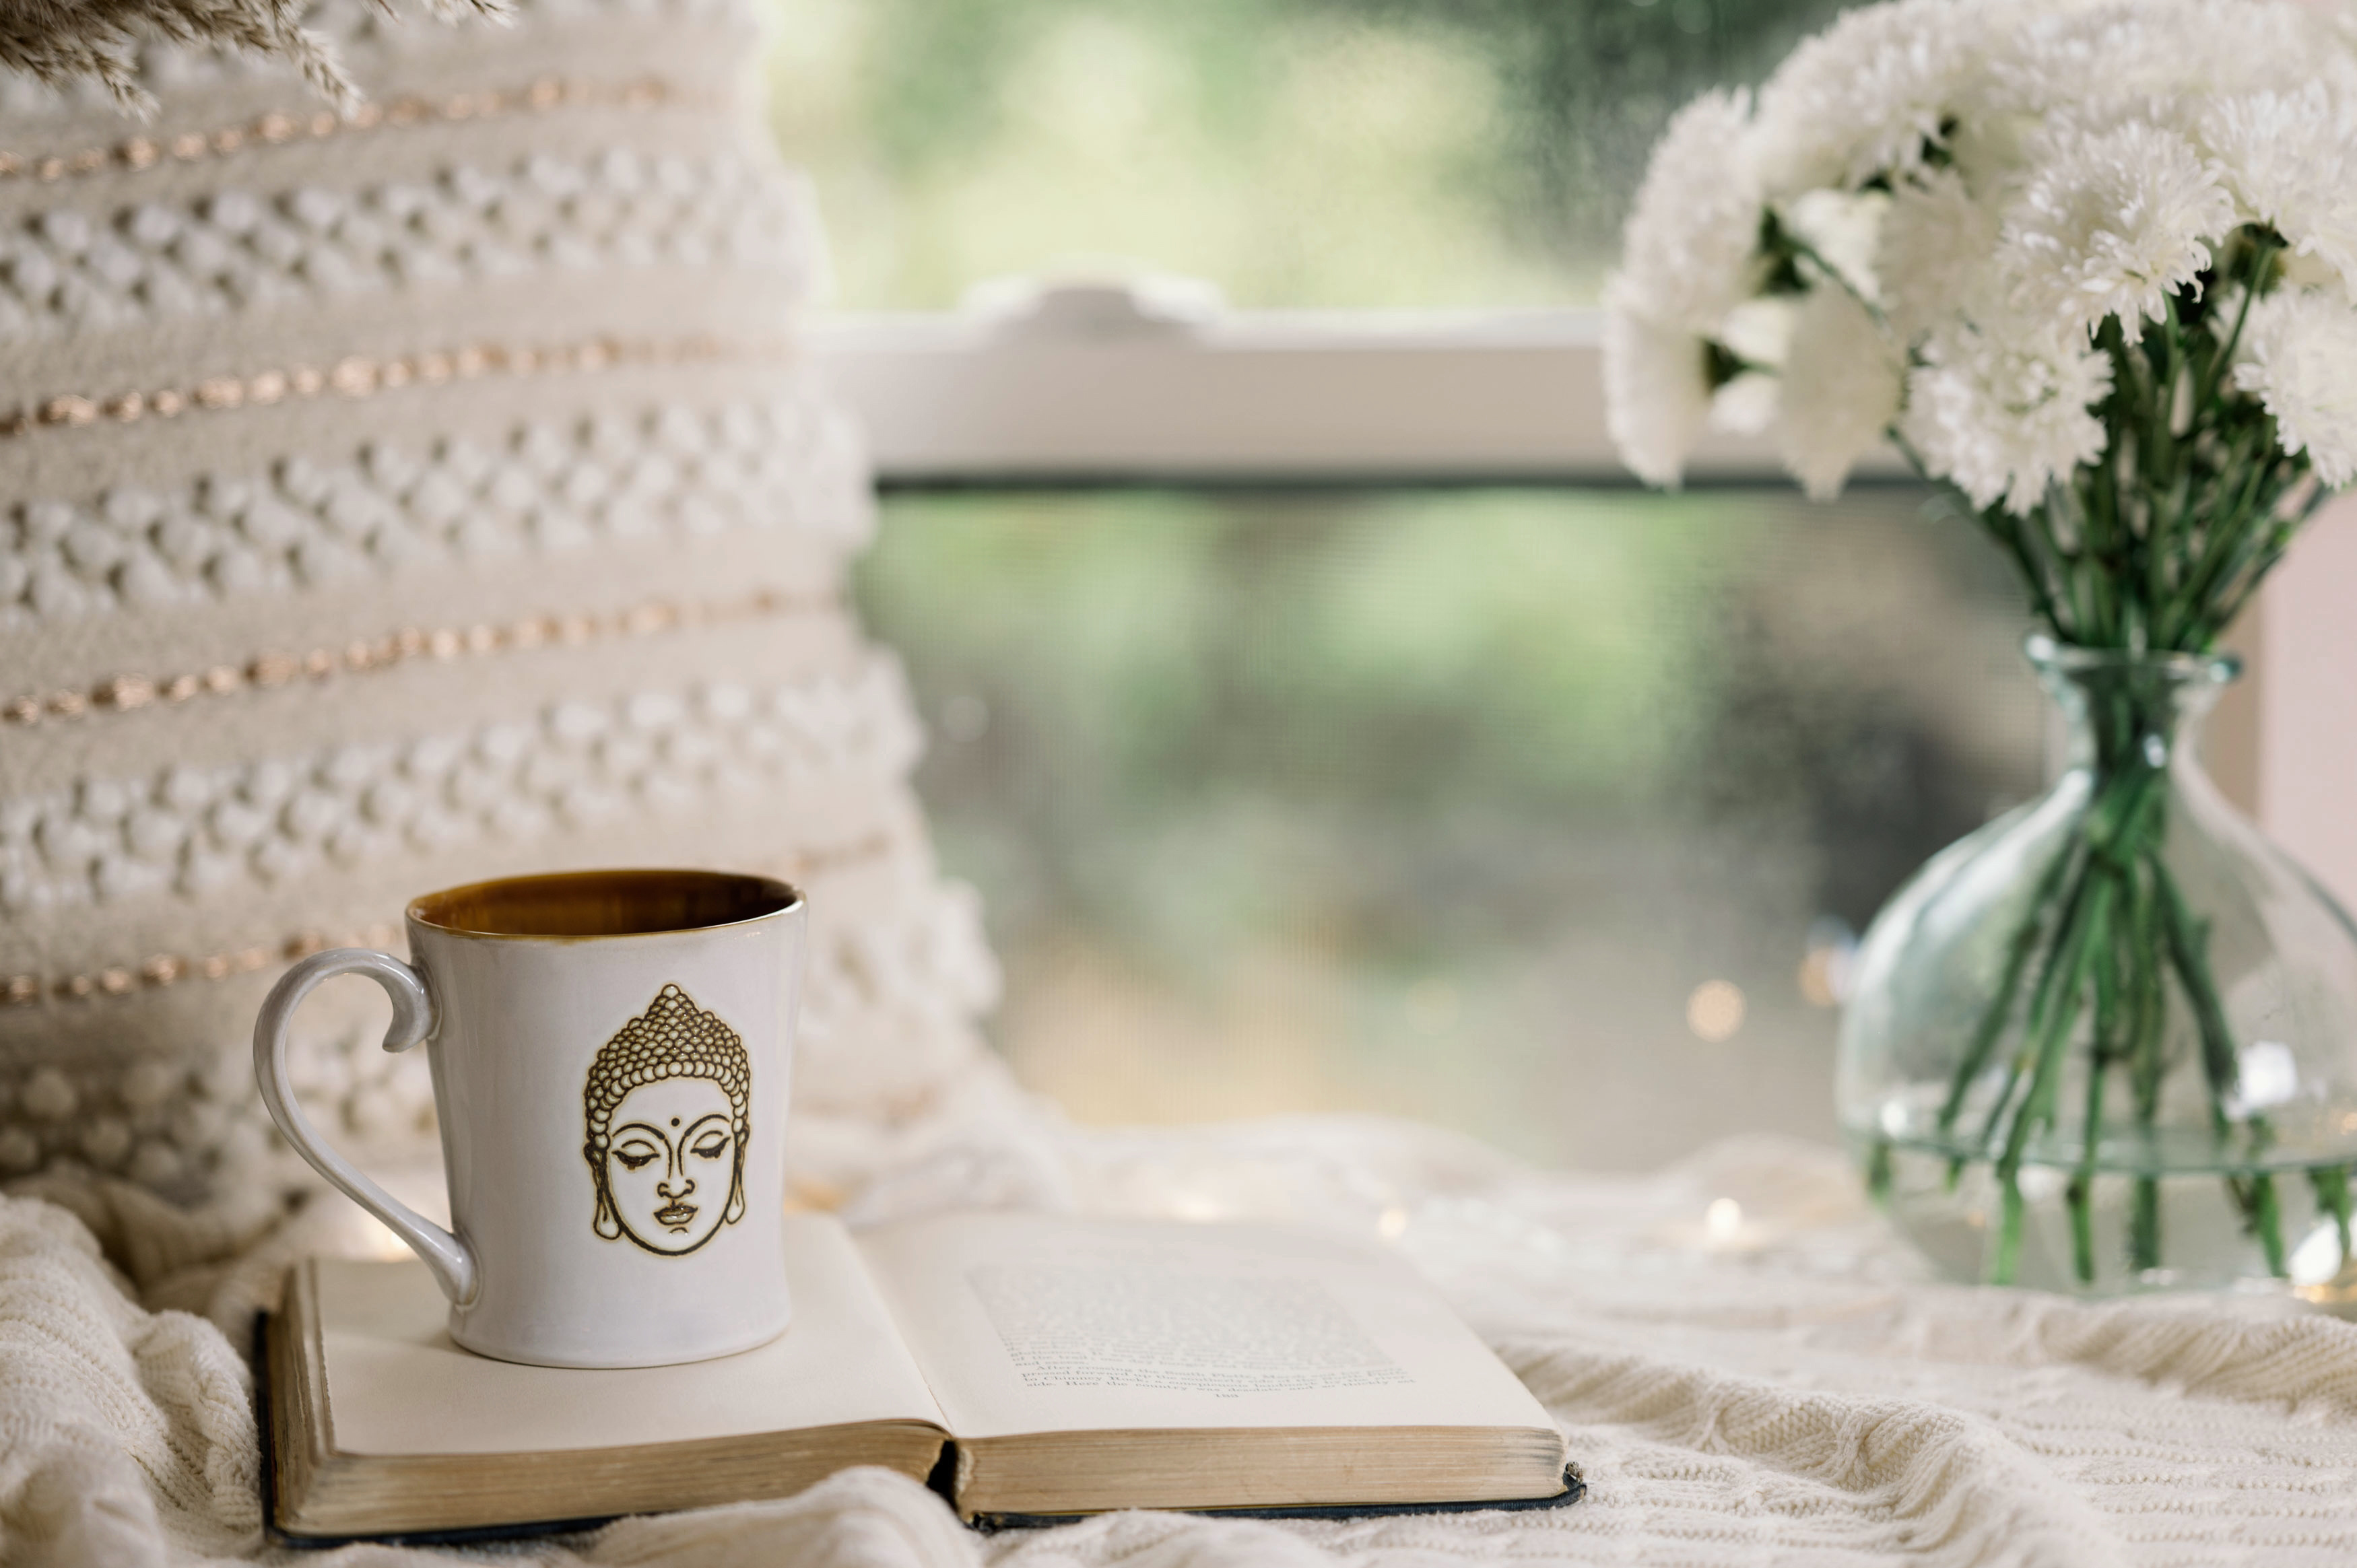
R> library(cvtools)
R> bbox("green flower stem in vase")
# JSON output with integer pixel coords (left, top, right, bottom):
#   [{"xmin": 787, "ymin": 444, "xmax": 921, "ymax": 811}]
[
  {"xmin": 1929, "ymin": 650, "xmax": 2272, "ymax": 1284},
  {"xmin": 1847, "ymin": 635, "xmax": 2357, "ymax": 1292}
]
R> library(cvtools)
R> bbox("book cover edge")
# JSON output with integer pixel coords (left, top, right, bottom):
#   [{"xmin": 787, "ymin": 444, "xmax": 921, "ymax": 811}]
[{"xmin": 961, "ymin": 1464, "xmax": 1587, "ymax": 1534}]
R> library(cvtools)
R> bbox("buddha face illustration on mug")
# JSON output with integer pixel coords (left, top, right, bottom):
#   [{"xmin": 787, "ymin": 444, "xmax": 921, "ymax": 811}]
[{"xmin": 583, "ymin": 984, "xmax": 751, "ymax": 1256}]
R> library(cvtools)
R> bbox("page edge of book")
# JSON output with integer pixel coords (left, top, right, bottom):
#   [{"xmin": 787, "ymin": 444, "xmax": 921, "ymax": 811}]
[{"xmin": 948, "ymin": 1421, "xmax": 1573, "ymax": 1522}]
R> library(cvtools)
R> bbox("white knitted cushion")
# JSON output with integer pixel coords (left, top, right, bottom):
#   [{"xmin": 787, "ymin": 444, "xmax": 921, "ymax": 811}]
[{"xmin": 0, "ymin": 0, "xmax": 1003, "ymax": 1210}]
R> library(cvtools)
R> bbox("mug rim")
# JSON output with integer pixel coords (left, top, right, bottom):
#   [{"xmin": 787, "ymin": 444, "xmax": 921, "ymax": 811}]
[{"xmin": 406, "ymin": 867, "xmax": 803, "ymax": 942}]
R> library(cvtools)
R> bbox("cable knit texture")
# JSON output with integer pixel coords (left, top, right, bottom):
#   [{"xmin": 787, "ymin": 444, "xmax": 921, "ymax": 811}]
[{"xmin": 4, "ymin": 1128, "xmax": 2357, "ymax": 1566}]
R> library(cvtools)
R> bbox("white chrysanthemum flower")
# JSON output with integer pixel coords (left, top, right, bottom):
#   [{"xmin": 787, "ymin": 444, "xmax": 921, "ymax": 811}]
[
  {"xmin": 1781, "ymin": 189, "xmax": 1890, "ymax": 306},
  {"xmin": 2284, "ymin": 250, "xmax": 2346, "ymax": 292},
  {"xmin": 1998, "ymin": 119, "xmax": 2235, "ymax": 342},
  {"xmin": 1711, "ymin": 372, "xmax": 1779, "ymax": 438},
  {"xmin": 2202, "ymin": 83, "xmax": 2357, "ymax": 292},
  {"xmin": 1879, "ymin": 167, "xmax": 2005, "ymax": 337},
  {"xmin": 1777, "ymin": 285, "xmax": 1904, "ymax": 501},
  {"xmin": 1612, "ymin": 88, "xmax": 1764, "ymax": 335},
  {"xmin": 1603, "ymin": 286, "xmax": 1714, "ymax": 489},
  {"xmin": 1901, "ymin": 316, "xmax": 2114, "ymax": 515},
  {"xmin": 1991, "ymin": 0, "xmax": 2342, "ymax": 120},
  {"xmin": 2232, "ymin": 286, "xmax": 2357, "ymax": 487},
  {"xmin": 1719, "ymin": 296, "xmax": 1799, "ymax": 369},
  {"xmin": 1752, "ymin": 0, "xmax": 2008, "ymax": 195}
]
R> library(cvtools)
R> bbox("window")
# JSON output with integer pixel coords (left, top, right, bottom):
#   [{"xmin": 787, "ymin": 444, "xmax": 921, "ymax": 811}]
[
  {"xmin": 858, "ymin": 486, "xmax": 2043, "ymax": 1167},
  {"xmin": 767, "ymin": 0, "xmax": 2321, "ymax": 1168}
]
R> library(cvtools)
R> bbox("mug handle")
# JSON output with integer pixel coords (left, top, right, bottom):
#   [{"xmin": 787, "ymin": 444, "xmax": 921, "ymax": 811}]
[{"xmin": 253, "ymin": 948, "xmax": 479, "ymax": 1307}]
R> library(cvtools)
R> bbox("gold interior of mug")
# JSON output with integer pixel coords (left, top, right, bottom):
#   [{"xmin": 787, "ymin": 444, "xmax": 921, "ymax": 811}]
[{"xmin": 408, "ymin": 868, "xmax": 800, "ymax": 939}]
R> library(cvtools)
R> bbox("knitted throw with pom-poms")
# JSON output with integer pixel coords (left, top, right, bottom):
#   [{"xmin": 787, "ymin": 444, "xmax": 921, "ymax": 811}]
[{"xmin": 0, "ymin": 0, "xmax": 1022, "ymax": 1225}]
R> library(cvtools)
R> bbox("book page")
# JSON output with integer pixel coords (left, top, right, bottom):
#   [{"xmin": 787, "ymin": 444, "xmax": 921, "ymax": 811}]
[
  {"xmin": 855, "ymin": 1213, "xmax": 1556, "ymax": 1441},
  {"xmin": 321, "ymin": 1213, "xmax": 945, "ymax": 1456}
]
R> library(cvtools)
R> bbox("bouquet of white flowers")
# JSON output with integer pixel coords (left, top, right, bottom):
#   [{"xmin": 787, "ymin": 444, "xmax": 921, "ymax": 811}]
[
  {"xmin": 1609, "ymin": 0, "xmax": 2356, "ymax": 554},
  {"xmin": 1606, "ymin": 0, "xmax": 2357, "ymax": 1289}
]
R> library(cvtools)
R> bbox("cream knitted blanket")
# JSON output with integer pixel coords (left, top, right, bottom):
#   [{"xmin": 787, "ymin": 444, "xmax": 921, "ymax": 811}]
[{"xmin": 7, "ymin": 1120, "xmax": 2355, "ymax": 1568}]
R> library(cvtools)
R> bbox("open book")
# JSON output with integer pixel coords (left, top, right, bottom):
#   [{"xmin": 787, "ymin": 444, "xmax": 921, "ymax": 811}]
[{"xmin": 266, "ymin": 1211, "xmax": 1577, "ymax": 1539}]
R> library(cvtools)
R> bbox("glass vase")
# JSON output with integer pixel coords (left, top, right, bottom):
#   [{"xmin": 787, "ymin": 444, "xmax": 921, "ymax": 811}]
[{"xmin": 1838, "ymin": 636, "xmax": 2357, "ymax": 1297}]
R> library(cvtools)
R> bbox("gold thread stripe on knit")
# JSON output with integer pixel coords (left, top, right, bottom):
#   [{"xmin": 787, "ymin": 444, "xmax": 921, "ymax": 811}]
[
  {"xmin": 0, "ymin": 832, "xmax": 894, "ymax": 1009},
  {"xmin": 1, "ymin": 586, "xmax": 843, "ymax": 730},
  {"xmin": 0, "ymin": 77, "xmax": 675, "ymax": 185},
  {"xmin": 0, "ymin": 334, "xmax": 788, "ymax": 441}
]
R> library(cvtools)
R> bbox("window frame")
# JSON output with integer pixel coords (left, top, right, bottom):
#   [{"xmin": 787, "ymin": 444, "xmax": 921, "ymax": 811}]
[{"xmin": 810, "ymin": 298, "xmax": 1912, "ymax": 484}]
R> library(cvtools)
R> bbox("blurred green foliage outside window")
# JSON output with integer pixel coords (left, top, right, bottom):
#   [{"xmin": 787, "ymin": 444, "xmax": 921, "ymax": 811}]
[
  {"xmin": 857, "ymin": 491, "xmax": 2044, "ymax": 1167},
  {"xmin": 767, "ymin": 0, "xmax": 1852, "ymax": 308}
]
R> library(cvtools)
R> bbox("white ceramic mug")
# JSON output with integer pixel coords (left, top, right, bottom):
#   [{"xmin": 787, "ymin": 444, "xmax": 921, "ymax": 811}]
[{"xmin": 254, "ymin": 868, "xmax": 806, "ymax": 1368}]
